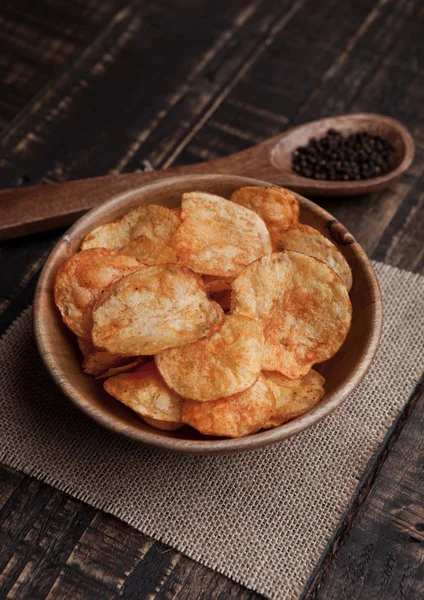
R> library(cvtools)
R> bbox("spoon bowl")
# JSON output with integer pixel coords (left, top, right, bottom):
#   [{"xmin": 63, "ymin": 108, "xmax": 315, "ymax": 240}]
[{"xmin": 267, "ymin": 113, "xmax": 415, "ymax": 196}]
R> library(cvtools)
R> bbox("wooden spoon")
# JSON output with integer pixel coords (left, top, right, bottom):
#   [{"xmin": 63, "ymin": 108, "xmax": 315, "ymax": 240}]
[{"xmin": 0, "ymin": 113, "xmax": 414, "ymax": 240}]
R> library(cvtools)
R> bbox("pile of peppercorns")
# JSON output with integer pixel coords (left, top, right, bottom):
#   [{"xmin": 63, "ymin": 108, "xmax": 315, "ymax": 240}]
[{"xmin": 292, "ymin": 129, "xmax": 394, "ymax": 181}]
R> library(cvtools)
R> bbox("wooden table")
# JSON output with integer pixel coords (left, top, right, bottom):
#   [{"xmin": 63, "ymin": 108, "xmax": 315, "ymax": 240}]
[{"xmin": 1, "ymin": 1, "xmax": 423, "ymax": 598}]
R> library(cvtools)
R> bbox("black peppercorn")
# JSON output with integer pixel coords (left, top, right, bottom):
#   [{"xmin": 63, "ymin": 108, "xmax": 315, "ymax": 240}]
[{"xmin": 292, "ymin": 129, "xmax": 394, "ymax": 181}]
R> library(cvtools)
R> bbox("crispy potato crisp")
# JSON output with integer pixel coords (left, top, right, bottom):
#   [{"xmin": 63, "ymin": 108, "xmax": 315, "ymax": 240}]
[
  {"xmin": 120, "ymin": 235, "xmax": 178, "ymax": 265},
  {"xmin": 54, "ymin": 248, "xmax": 141, "ymax": 339},
  {"xmin": 171, "ymin": 192, "xmax": 272, "ymax": 277},
  {"xmin": 104, "ymin": 362, "xmax": 183, "ymax": 422},
  {"xmin": 155, "ymin": 314, "xmax": 263, "ymax": 402},
  {"xmin": 91, "ymin": 264, "xmax": 224, "ymax": 356},
  {"xmin": 231, "ymin": 251, "xmax": 351, "ymax": 379},
  {"xmin": 262, "ymin": 369, "xmax": 325, "ymax": 428},
  {"xmin": 95, "ymin": 361, "xmax": 144, "ymax": 380},
  {"xmin": 182, "ymin": 375, "xmax": 274, "ymax": 438},
  {"xmin": 143, "ymin": 416, "xmax": 183, "ymax": 431},
  {"xmin": 81, "ymin": 205, "xmax": 181, "ymax": 251},
  {"xmin": 83, "ymin": 353, "xmax": 140, "ymax": 379},
  {"xmin": 230, "ymin": 186, "xmax": 299, "ymax": 248},
  {"xmin": 275, "ymin": 224, "xmax": 352, "ymax": 291},
  {"xmin": 77, "ymin": 337, "xmax": 142, "ymax": 379}
]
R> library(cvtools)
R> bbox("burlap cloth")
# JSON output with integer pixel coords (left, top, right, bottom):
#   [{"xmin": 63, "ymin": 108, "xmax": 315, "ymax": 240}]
[{"xmin": 1, "ymin": 261, "xmax": 423, "ymax": 600}]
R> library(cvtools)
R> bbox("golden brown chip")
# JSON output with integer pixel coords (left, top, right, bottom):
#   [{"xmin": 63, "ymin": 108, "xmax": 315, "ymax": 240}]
[
  {"xmin": 80, "ymin": 221, "xmax": 130, "ymax": 252},
  {"xmin": 275, "ymin": 224, "xmax": 352, "ymax": 291},
  {"xmin": 120, "ymin": 235, "xmax": 178, "ymax": 265},
  {"xmin": 182, "ymin": 375, "xmax": 274, "ymax": 438},
  {"xmin": 77, "ymin": 337, "xmax": 144, "ymax": 379},
  {"xmin": 95, "ymin": 360, "xmax": 145, "ymax": 380},
  {"xmin": 231, "ymin": 251, "xmax": 352, "ymax": 379},
  {"xmin": 262, "ymin": 369, "xmax": 325, "ymax": 428},
  {"xmin": 81, "ymin": 205, "xmax": 181, "ymax": 251},
  {"xmin": 82, "ymin": 346, "xmax": 132, "ymax": 376},
  {"xmin": 230, "ymin": 186, "xmax": 299, "ymax": 248},
  {"xmin": 83, "ymin": 353, "xmax": 142, "ymax": 379},
  {"xmin": 104, "ymin": 362, "xmax": 183, "ymax": 422},
  {"xmin": 92, "ymin": 264, "xmax": 224, "ymax": 356},
  {"xmin": 155, "ymin": 314, "xmax": 263, "ymax": 402},
  {"xmin": 143, "ymin": 416, "xmax": 183, "ymax": 431},
  {"xmin": 54, "ymin": 248, "xmax": 142, "ymax": 339},
  {"xmin": 171, "ymin": 192, "xmax": 272, "ymax": 277}
]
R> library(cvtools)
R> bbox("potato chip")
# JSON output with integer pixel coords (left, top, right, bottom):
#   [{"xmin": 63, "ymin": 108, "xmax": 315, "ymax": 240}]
[
  {"xmin": 230, "ymin": 186, "xmax": 299, "ymax": 248},
  {"xmin": 92, "ymin": 264, "xmax": 224, "ymax": 356},
  {"xmin": 155, "ymin": 314, "xmax": 263, "ymax": 402},
  {"xmin": 275, "ymin": 224, "xmax": 352, "ymax": 291},
  {"xmin": 171, "ymin": 192, "xmax": 272, "ymax": 277},
  {"xmin": 143, "ymin": 416, "xmax": 183, "ymax": 431},
  {"xmin": 231, "ymin": 251, "xmax": 352, "ymax": 379},
  {"xmin": 120, "ymin": 235, "xmax": 178, "ymax": 265},
  {"xmin": 81, "ymin": 221, "xmax": 130, "ymax": 252},
  {"xmin": 262, "ymin": 369, "xmax": 325, "ymax": 428},
  {"xmin": 182, "ymin": 375, "xmax": 274, "ymax": 438},
  {"xmin": 54, "ymin": 248, "xmax": 142, "ymax": 339},
  {"xmin": 81, "ymin": 205, "xmax": 181, "ymax": 251},
  {"xmin": 104, "ymin": 361, "xmax": 183, "ymax": 422},
  {"xmin": 83, "ymin": 352, "xmax": 141, "ymax": 379},
  {"xmin": 77, "ymin": 337, "xmax": 143, "ymax": 378},
  {"xmin": 95, "ymin": 360, "xmax": 144, "ymax": 380}
]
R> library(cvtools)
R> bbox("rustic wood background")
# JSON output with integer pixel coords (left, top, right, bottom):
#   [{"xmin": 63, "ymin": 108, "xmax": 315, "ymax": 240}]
[{"xmin": 0, "ymin": 0, "xmax": 423, "ymax": 598}]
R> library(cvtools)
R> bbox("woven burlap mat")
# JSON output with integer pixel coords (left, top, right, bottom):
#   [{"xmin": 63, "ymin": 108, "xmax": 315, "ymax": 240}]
[{"xmin": 1, "ymin": 261, "xmax": 423, "ymax": 600}]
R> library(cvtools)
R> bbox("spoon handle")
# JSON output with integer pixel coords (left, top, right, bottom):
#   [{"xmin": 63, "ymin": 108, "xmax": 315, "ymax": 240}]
[{"xmin": 0, "ymin": 135, "xmax": 290, "ymax": 241}]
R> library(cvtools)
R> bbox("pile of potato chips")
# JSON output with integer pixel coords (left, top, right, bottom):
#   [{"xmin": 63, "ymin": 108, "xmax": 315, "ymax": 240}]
[{"xmin": 54, "ymin": 186, "xmax": 352, "ymax": 438}]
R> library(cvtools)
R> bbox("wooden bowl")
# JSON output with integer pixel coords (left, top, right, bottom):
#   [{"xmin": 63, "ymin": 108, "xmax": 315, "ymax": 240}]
[{"xmin": 34, "ymin": 174, "xmax": 383, "ymax": 454}]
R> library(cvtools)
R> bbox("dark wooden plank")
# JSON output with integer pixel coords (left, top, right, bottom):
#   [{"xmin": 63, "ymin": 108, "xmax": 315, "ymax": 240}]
[
  {"xmin": 0, "ymin": 467, "xmax": 24, "ymax": 506},
  {"xmin": 0, "ymin": 479, "xmax": 96, "ymax": 599},
  {"xmin": 0, "ymin": 0, "xmax": 128, "ymax": 132},
  {"xmin": 167, "ymin": 0, "xmax": 379, "ymax": 167},
  {"xmin": 304, "ymin": 379, "xmax": 424, "ymax": 600},
  {"xmin": 373, "ymin": 166, "xmax": 424, "ymax": 273},
  {"xmin": 0, "ymin": 0, "xmax": 292, "ymax": 186}
]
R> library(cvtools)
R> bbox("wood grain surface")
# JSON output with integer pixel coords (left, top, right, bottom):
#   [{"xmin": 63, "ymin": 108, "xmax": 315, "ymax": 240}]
[{"xmin": 0, "ymin": 0, "xmax": 423, "ymax": 598}]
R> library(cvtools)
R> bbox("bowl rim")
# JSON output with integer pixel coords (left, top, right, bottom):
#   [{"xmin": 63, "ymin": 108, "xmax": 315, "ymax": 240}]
[{"xmin": 34, "ymin": 174, "xmax": 383, "ymax": 454}]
